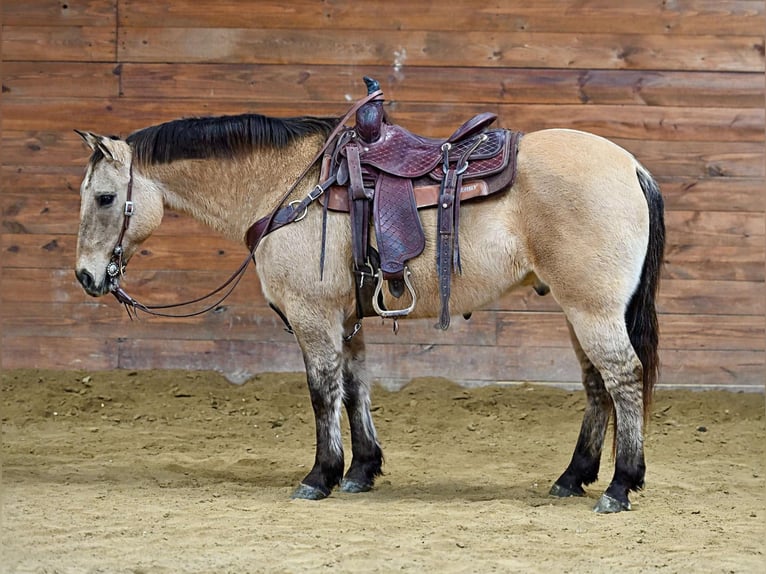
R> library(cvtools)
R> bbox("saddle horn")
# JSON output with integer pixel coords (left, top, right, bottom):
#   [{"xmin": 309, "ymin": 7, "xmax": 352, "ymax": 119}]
[{"xmin": 357, "ymin": 77, "xmax": 385, "ymax": 143}]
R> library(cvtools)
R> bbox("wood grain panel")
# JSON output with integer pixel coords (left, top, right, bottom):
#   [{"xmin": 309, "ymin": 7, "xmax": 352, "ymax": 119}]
[
  {"xmin": 656, "ymin": 349, "xmax": 764, "ymax": 389},
  {"xmin": 1, "ymin": 1, "xmax": 763, "ymax": 388},
  {"xmin": 115, "ymin": 337, "xmax": 305, "ymax": 375},
  {"xmin": 118, "ymin": 28, "xmax": 765, "ymax": 72},
  {"xmin": 1, "ymin": 26, "xmax": 116, "ymax": 62},
  {"xmin": 1, "ymin": 62, "xmax": 120, "ymax": 98},
  {"xmin": 117, "ymin": 64, "xmax": 766, "ymax": 108},
  {"xmin": 658, "ymin": 178, "xmax": 764, "ymax": 212},
  {"xmin": 494, "ymin": 312, "xmax": 764, "ymax": 351},
  {"xmin": 663, "ymin": 244, "xmax": 764, "ymax": 282},
  {"xmin": 4, "ymin": 301, "xmax": 762, "ymax": 355},
  {"xmin": 656, "ymin": 279, "xmax": 765, "ymax": 316},
  {"xmin": 610, "ymin": 139, "xmax": 764, "ymax": 179},
  {"xmin": 2, "ymin": 0, "xmax": 116, "ymax": 26},
  {"xmin": 1, "ymin": 336, "xmax": 119, "ymax": 370},
  {"xmin": 117, "ymin": 1, "xmax": 765, "ymax": 36}
]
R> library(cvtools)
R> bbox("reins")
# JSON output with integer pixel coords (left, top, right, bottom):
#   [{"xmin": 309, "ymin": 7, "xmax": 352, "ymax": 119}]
[{"xmin": 109, "ymin": 89, "xmax": 384, "ymax": 319}]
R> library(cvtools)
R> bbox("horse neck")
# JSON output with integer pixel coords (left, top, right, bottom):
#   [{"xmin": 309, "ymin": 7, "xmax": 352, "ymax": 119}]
[{"xmin": 139, "ymin": 135, "xmax": 325, "ymax": 245}]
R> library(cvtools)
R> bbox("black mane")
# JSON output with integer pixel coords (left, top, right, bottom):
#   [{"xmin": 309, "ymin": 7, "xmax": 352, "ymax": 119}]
[{"xmin": 124, "ymin": 113, "xmax": 340, "ymax": 166}]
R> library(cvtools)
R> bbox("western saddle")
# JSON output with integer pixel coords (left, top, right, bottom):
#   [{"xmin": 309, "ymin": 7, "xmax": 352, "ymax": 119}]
[{"xmin": 247, "ymin": 77, "xmax": 522, "ymax": 331}]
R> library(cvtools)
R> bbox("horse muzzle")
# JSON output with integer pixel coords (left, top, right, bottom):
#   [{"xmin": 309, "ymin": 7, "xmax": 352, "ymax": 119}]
[{"xmin": 75, "ymin": 268, "xmax": 112, "ymax": 297}]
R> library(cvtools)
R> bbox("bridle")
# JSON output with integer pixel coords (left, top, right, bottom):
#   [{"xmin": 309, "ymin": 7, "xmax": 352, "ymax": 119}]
[
  {"xmin": 105, "ymin": 157, "xmax": 256, "ymax": 318},
  {"xmin": 106, "ymin": 89, "xmax": 383, "ymax": 319}
]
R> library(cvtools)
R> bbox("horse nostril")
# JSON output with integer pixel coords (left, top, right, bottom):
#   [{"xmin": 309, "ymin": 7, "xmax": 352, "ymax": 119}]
[{"xmin": 76, "ymin": 269, "xmax": 94, "ymax": 290}]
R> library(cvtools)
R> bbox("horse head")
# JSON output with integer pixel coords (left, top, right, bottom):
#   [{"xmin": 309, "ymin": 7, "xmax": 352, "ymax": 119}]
[{"xmin": 74, "ymin": 130, "xmax": 164, "ymax": 297}]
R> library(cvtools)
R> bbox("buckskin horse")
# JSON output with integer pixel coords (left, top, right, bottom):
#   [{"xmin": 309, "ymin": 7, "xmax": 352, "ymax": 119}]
[{"xmin": 74, "ymin": 78, "xmax": 665, "ymax": 513}]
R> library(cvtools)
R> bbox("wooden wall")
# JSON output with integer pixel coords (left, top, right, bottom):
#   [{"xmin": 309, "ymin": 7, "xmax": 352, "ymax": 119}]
[{"xmin": 1, "ymin": 1, "xmax": 764, "ymax": 390}]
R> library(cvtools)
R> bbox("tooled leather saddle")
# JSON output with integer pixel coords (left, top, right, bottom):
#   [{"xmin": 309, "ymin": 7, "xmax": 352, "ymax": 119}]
[{"xmin": 320, "ymin": 77, "xmax": 522, "ymax": 329}]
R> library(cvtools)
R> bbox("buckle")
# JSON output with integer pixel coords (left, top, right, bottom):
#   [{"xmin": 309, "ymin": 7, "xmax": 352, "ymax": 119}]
[
  {"xmin": 308, "ymin": 184, "xmax": 325, "ymax": 201},
  {"xmin": 124, "ymin": 201, "xmax": 135, "ymax": 216}
]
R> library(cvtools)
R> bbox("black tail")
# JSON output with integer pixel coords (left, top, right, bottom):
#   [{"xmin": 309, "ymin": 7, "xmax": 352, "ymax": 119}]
[{"xmin": 627, "ymin": 167, "xmax": 665, "ymax": 421}]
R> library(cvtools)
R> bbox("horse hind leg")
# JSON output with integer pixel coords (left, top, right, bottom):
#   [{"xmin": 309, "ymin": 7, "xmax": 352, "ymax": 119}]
[
  {"xmin": 339, "ymin": 320, "xmax": 384, "ymax": 493},
  {"xmin": 550, "ymin": 320, "xmax": 613, "ymax": 498},
  {"xmin": 563, "ymin": 308, "xmax": 646, "ymax": 513}
]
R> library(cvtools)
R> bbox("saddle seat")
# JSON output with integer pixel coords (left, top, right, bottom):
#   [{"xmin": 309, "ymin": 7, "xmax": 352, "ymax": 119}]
[{"xmin": 350, "ymin": 112, "xmax": 500, "ymax": 179}]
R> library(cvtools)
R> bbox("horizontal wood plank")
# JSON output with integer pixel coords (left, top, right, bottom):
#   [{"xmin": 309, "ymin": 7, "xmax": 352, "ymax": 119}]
[
  {"xmin": 610, "ymin": 139, "xmax": 764, "ymax": 179},
  {"xmin": 1, "ymin": 336, "xmax": 118, "ymax": 370},
  {"xmin": 494, "ymin": 312, "xmax": 765, "ymax": 351},
  {"xmin": 1, "ymin": 26, "xmax": 116, "ymax": 62},
  {"xmin": 1, "ymin": 62, "xmax": 120, "ymax": 98},
  {"xmin": 117, "ymin": 1, "xmax": 766, "ymax": 36},
  {"xmin": 118, "ymin": 28, "xmax": 765, "ymax": 72},
  {"xmin": 4, "ymin": 99, "xmax": 762, "ymax": 143},
  {"xmin": 2, "ymin": 0, "xmax": 116, "ymax": 26},
  {"xmin": 115, "ymin": 64, "xmax": 766, "ymax": 109},
  {"xmin": 658, "ymin": 178, "xmax": 764, "ymax": 212}
]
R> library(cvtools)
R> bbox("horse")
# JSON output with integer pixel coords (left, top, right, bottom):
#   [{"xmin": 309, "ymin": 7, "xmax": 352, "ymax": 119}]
[{"xmin": 73, "ymin": 100, "xmax": 665, "ymax": 513}]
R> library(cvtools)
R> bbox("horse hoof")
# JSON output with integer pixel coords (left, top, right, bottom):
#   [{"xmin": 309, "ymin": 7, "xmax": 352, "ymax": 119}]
[
  {"xmin": 339, "ymin": 479, "xmax": 372, "ymax": 493},
  {"xmin": 291, "ymin": 483, "xmax": 330, "ymax": 500},
  {"xmin": 593, "ymin": 493, "xmax": 631, "ymax": 514},
  {"xmin": 549, "ymin": 483, "xmax": 584, "ymax": 498}
]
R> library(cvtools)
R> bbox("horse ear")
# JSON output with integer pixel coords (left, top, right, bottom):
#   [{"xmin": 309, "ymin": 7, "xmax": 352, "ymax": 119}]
[
  {"xmin": 75, "ymin": 129, "xmax": 101, "ymax": 152},
  {"xmin": 74, "ymin": 130, "xmax": 128, "ymax": 165}
]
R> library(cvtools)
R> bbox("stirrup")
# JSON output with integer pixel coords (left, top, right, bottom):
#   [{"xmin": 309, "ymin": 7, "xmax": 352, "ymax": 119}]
[{"xmin": 372, "ymin": 266, "xmax": 416, "ymax": 319}]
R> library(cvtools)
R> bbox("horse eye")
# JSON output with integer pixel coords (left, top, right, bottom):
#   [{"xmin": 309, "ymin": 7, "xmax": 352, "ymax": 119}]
[{"xmin": 97, "ymin": 194, "xmax": 116, "ymax": 208}]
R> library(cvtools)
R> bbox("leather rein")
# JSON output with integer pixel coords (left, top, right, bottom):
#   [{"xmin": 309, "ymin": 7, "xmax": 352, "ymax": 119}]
[{"xmin": 108, "ymin": 89, "xmax": 384, "ymax": 319}]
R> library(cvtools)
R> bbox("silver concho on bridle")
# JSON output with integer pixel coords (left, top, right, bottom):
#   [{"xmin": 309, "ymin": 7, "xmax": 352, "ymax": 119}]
[{"xmin": 106, "ymin": 247, "xmax": 123, "ymax": 280}]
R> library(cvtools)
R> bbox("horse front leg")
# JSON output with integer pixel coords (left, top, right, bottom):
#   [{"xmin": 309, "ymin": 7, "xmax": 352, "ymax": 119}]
[
  {"xmin": 550, "ymin": 321, "xmax": 613, "ymax": 498},
  {"xmin": 291, "ymin": 319, "xmax": 346, "ymax": 500},
  {"xmin": 339, "ymin": 322, "xmax": 383, "ymax": 493}
]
